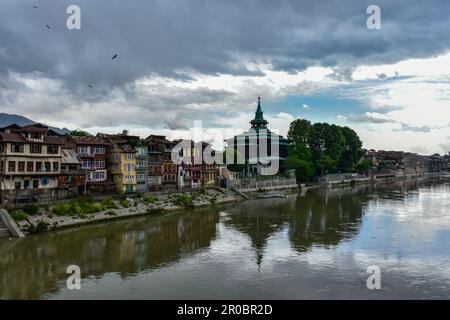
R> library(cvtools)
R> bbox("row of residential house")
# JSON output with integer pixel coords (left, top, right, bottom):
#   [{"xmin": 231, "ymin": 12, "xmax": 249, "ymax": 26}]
[
  {"xmin": 0, "ymin": 123, "xmax": 221, "ymax": 203},
  {"xmin": 363, "ymin": 149, "xmax": 450, "ymax": 176},
  {"xmin": 0, "ymin": 97, "xmax": 288, "ymax": 203}
]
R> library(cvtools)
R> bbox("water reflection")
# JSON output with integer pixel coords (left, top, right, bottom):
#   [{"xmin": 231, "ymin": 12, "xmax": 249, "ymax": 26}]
[
  {"xmin": 0, "ymin": 211, "xmax": 219, "ymax": 299},
  {"xmin": 1, "ymin": 178, "xmax": 449, "ymax": 299}
]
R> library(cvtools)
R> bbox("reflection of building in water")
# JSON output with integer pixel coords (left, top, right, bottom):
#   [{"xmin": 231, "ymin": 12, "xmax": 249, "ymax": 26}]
[
  {"xmin": 0, "ymin": 209, "xmax": 219, "ymax": 299},
  {"xmin": 224, "ymin": 198, "xmax": 292, "ymax": 268}
]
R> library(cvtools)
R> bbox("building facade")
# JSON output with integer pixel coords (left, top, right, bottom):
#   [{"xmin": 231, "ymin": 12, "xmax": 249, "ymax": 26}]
[
  {"xmin": 58, "ymin": 149, "xmax": 85, "ymax": 193},
  {"xmin": 135, "ymin": 144, "xmax": 149, "ymax": 193},
  {"xmin": 225, "ymin": 97, "xmax": 289, "ymax": 177},
  {"xmin": 145, "ymin": 135, "xmax": 178, "ymax": 191},
  {"xmin": 65, "ymin": 136, "xmax": 110, "ymax": 191},
  {"xmin": 98, "ymin": 132, "xmax": 137, "ymax": 194},
  {"xmin": 0, "ymin": 124, "xmax": 65, "ymax": 202}
]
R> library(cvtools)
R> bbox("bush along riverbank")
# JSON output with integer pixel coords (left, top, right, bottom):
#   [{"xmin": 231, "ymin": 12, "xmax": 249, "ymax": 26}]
[{"xmin": 9, "ymin": 188, "xmax": 241, "ymax": 235}]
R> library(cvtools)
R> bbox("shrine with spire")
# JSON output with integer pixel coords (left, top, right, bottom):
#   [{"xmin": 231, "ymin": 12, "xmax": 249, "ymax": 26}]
[{"xmin": 226, "ymin": 97, "xmax": 289, "ymax": 177}]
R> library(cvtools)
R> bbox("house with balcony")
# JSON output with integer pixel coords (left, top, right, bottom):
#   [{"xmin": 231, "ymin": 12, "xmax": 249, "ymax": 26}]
[
  {"xmin": 64, "ymin": 135, "xmax": 111, "ymax": 193},
  {"xmin": 135, "ymin": 143, "xmax": 149, "ymax": 193},
  {"xmin": 58, "ymin": 149, "xmax": 85, "ymax": 193},
  {"xmin": 144, "ymin": 135, "xmax": 177, "ymax": 191},
  {"xmin": 98, "ymin": 131, "xmax": 137, "ymax": 194},
  {"xmin": 175, "ymin": 139, "xmax": 203, "ymax": 190},
  {"xmin": 0, "ymin": 123, "xmax": 65, "ymax": 202}
]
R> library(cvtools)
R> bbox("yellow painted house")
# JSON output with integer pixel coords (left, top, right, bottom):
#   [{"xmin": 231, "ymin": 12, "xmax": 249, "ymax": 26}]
[{"xmin": 98, "ymin": 132, "xmax": 137, "ymax": 193}]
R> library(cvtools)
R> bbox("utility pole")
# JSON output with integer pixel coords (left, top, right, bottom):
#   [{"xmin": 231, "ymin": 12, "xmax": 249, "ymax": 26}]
[{"xmin": 84, "ymin": 168, "xmax": 88, "ymax": 197}]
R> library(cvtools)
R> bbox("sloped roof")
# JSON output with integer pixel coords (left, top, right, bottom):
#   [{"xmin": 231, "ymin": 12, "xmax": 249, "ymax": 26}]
[{"xmin": 70, "ymin": 135, "xmax": 109, "ymax": 146}]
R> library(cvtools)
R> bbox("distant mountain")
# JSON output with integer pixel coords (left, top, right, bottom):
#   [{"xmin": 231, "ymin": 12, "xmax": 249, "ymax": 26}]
[{"xmin": 0, "ymin": 113, "xmax": 70, "ymax": 135}]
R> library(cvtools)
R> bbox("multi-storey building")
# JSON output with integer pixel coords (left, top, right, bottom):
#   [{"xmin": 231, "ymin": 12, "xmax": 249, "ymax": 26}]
[
  {"xmin": 135, "ymin": 143, "xmax": 149, "ymax": 193},
  {"xmin": 58, "ymin": 149, "xmax": 85, "ymax": 193},
  {"xmin": 98, "ymin": 131, "xmax": 137, "ymax": 194},
  {"xmin": 163, "ymin": 139, "xmax": 178, "ymax": 190},
  {"xmin": 199, "ymin": 142, "xmax": 219, "ymax": 188},
  {"xmin": 0, "ymin": 124, "xmax": 65, "ymax": 200},
  {"xmin": 176, "ymin": 139, "xmax": 203, "ymax": 190},
  {"xmin": 145, "ymin": 135, "xmax": 165, "ymax": 191},
  {"xmin": 145, "ymin": 135, "xmax": 177, "ymax": 191},
  {"xmin": 64, "ymin": 135, "xmax": 110, "ymax": 193}
]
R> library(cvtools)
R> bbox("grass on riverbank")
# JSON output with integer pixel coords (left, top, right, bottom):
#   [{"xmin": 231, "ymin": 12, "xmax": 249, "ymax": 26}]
[
  {"xmin": 10, "ymin": 210, "xmax": 29, "ymax": 222},
  {"xmin": 52, "ymin": 198, "xmax": 117, "ymax": 217}
]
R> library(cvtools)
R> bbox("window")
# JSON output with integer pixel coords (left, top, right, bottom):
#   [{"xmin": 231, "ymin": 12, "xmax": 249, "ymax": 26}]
[
  {"xmin": 125, "ymin": 153, "xmax": 134, "ymax": 160},
  {"xmin": 92, "ymin": 146, "xmax": 105, "ymax": 154},
  {"xmin": 27, "ymin": 162, "xmax": 34, "ymax": 172},
  {"xmin": 0, "ymin": 161, "xmax": 3, "ymax": 172},
  {"xmin": 8, "ymin": 161, "xmax": 16, "ymax": 172},
  {"xmin": 124, "ymin": 164, "xmax": 134, "ymax": 171},
  {"xmin": 30, "ymin": 145, "xmax": 42, "ymax": 154},
  {"xmin": 30, "ymin": 132, "xmax": 42, "ymax": 140},
  {"xmin": 78, "ymin": 146, "xmax": 89, "ymax": 154},
  {"xmin": 92, "ymin": 160, "xmax": 105, "ymax": 168},
  {"xmin": 36, "ymin": 162, "xmax": 43, "ymax": 172},
  {"xmin": 11, "ymin": 144, "xmax": 24, "ymax": 153},
  {"xmin": 18, "ymin": 161, "xmax": 25, "ymax": 172},
  {"xmin": 24, "ymin": 180, "xmax": 30, "ymax": 189},
  {"xmin": 44, "ymin": 162, "xmax": 51, "ymax": 172},
  {"xmin": 0, "ymin": 143, "xmax": 4, "ymax": 152},
  {"xmin": 47, "ymin": 145, "xmax": 59, "ymax": 154},
  {"xmin": 32, "ymin": 180, "xmax": 39, "ymax": 188},
  {"xmin": 125, "ymin": 175, "xmax": 134, "ymax": 183},
  {"xmin": 82, "ymin": 160, "xmax": 90, "ymax": 169},
  {"xmin": 52, "ymin": 162, "xmax": 59, "ymax": 172},
  {"xmin": 92, "ymin": 172, "xmax": 105, "ymax": 181}
]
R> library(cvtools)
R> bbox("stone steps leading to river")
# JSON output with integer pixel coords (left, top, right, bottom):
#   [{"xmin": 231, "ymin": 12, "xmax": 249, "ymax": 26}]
[{"xmin": 0, "ymin": 218, "xmax": 12, "ymax": 238}]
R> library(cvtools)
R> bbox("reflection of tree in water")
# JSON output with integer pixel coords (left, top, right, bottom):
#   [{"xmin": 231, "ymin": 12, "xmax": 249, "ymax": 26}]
[
  {"xmin": 288, "ymin": 187, "xmax": 368, "ymax": 252},
  {"xmin": 0, "ymin": 208, "xmax": 219, "ymax": 299},
  {"xmin": 224, "ymin": 186, "xmax": 372, "ymax": 264}
]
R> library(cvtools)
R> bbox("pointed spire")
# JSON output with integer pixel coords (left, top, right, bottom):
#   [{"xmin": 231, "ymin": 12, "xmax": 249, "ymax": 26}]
[{"xmin": 250, "ymin": 96, "xmax": 268, "ymax": 129}]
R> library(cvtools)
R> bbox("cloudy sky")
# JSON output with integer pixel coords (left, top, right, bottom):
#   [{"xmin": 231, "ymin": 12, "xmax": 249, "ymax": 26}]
[{"xmin": 1, "ymin": 0, "xmax": 450, "ymax": 154}]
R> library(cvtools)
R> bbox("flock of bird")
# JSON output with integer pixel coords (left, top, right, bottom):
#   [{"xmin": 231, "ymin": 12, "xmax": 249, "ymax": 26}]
[{"xmin": 33, "ymin": 4, "xmax": 118, "ymax": 89}]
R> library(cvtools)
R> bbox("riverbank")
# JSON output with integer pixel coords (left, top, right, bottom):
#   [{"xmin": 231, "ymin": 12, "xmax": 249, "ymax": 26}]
[
  {"xmin": 3, "ymin": 172, "xmax": 448, "ymax": 237},
  {"xmin": 7, "ymin": 188, "xmax": 243, "ymax": 236}
]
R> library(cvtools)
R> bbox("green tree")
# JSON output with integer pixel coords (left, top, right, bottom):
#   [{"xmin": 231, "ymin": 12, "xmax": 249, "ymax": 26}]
[
  {"xmin": 286, "ymin": 145, "xmax": 314, "ymax": 183},
  {"xmin": 69, "ymin": 129, "xmax": 89, "ymax": 137},
  {"xmin": 355, "ymin": 159, "xmax": 373, "ymax": 173},
  {"xmin": 310, "ymin": 123, "xmax": 345, "ymax": 175},
  {"xmin": 338, "ymin": 126, "xmax": 363, "ymax": 172},
  {"xmin": 286, "ymin": 119, "xmax": 315, "ymax": 182},
  {"xmin": 287, "ymin": 119, "xmax": 313, "ymax": 146},
  {"xmin": 378, "ymin": 160, "xmax": 389, "ymax": 172}
]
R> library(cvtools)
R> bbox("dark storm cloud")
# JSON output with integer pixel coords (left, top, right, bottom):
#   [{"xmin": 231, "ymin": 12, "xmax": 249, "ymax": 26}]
[
  {"xmin": 2, "ymin": 0, "xmax": 450, "ymax": 86},
  {"xmin": 1, "ymin": 0, "xmax": 450, "ymax": 128}
]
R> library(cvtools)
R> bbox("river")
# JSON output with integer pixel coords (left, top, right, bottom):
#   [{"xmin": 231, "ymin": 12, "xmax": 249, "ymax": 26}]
[{"xmin": 1, "ymin": 178, "xmax": 449, "ymax": 299}]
